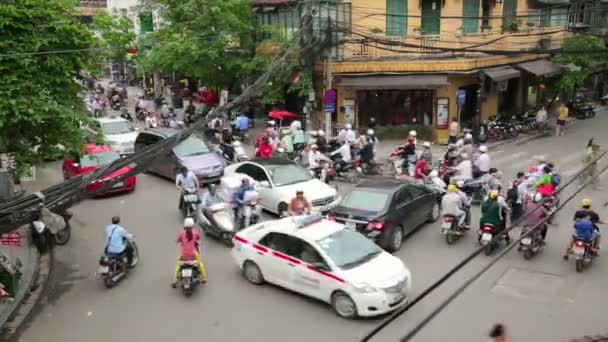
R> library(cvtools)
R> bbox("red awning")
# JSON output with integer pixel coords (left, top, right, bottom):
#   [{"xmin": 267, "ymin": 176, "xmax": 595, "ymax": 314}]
[{"xmin": 268, "ymin": 110, "xmax": 297, "ymax": 120}]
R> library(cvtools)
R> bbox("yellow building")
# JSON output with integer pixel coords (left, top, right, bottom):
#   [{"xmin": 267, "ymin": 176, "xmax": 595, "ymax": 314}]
[{"xmin": 311, "ymin": 0, "xmax": 568, "ymax": 142}]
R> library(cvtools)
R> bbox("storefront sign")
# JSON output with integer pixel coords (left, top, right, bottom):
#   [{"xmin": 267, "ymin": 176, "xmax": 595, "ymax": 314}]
[
  {"xmin": 457, "ymin": 90, "xmax": 466, "ymax": 106},
  {"xmin": 436, "ymin": 98, "xmax": 449, "ymax": 129},
  {"xmin": 343, "ymin": 99, "xmax": 355, "ymax": 124},
  {"xmin": 0, "ymin": 232, "xmax": 20, "ymax": 246}
]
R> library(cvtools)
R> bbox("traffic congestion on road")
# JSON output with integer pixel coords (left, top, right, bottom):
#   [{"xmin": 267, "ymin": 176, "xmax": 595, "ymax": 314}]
[{"xmin": 16, "ymin": 106, "xmax": 608, "ymax": 342}]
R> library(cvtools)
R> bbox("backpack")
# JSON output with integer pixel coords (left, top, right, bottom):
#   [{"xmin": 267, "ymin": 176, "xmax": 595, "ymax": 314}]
[
  {"xmin": 551, "ymin": 174, "xmax": 561, "ymax": 186},
  {"xmin": 506, "ymin": 183, "xmax": 519, "ymax": 205}
]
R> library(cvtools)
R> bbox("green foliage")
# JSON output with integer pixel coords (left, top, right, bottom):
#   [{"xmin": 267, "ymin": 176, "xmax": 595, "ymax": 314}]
[
  {"xmin": 0, "ymin": 0, "xmax": 97, "ymax": 174},
  {"xmin": 92, "ymin": 11, "xmax": 136, "ymax": 62},
  {"xmin": 552, "ymin": 34, "xmax": 608, "ymax": 96}
]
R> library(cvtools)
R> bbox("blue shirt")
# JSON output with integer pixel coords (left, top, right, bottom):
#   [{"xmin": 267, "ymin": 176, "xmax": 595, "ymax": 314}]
[
  {"xmin": 234, "ymin": 115, "xmax": 249, "ymax": 131},
  {"xmin": 234, "ymin": 185, "xmax": 253, "ymax": 203},
  {"xmin": 105, "ymin": 224, "xmax": 132, "ymax": 254},
  {"xmin": 574, "ymin": 219, "xmax": 595, "ymax": 241}
]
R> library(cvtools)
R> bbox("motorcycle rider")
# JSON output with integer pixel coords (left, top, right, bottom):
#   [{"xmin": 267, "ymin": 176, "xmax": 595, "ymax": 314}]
[
  {"xmin": 420, "ymin": 141, "xmax": 433, "ymax": 163},
  {"xmin": 400, "ymin": 137, "xmax": 417, "ymax": 176},
  {"xmin": 338, "ymin": 123, "xmax": 356, "ymax": 145},
  {"xmin": 176, "ymin": 166, "xmax": 200, "ymax": 211},
  {"xmin": 105, "ymin": 216, "xmax": 134, "ymax": 266},
  {"xmin": 316, "ymin": 130, "xmax": 328, "ymax": 153},
  {"xmin": 172, "ymin": 217, "xmax": 207, "ymax": 288},
  {"xmin": 520, "ymin": 193, "xmax": 549, "ymax": 248},
  {"xmin": 565, "ymin": 213, "xmax": 600, "ymax": 259},
  {"xmin": 289, "ymin": 190, "xmax": 312, "ymax": 216},
  {"xmin": 480, "ymin": 190, "xmax": 510, "ymax": 243},
  {"xmin": 454, "ymin": 153, "xmax": 473, "ymax": 182},
  {"xmin": 475, "ymin": 145, "xmax": 491, "ymax": 176},
  {"xmin": 330, "ymin": 139, "xmax": 352, "ymax": 175},
  {"xmin": 408, "ymin": 130, "xmax": 417, "ymax": 145},
  {"xmin": 308, "ymin": 144, "xmax": 331, "ymax": 180},
  {"xmin": 444, "ymin": 144, "xmax": 458, "ymax": 166},
  {"xmin": 534, "ymin": 165, "xmax": 556, "ymax": 197},
  {"xmin": 414, "ymin": 156, "xmax": 429, "ymax": 180},
  {"xmin": 232, "ymin": 112, "xmax": 249, "ymax": 136},
  {"xmin": 291, "ymin": 123, "xmax": 306, "ymax": 152},
  {"xmin": 258, "ymin": 137, "xmax": 274, "ymax": 158},
  {"xmin": 442, "ymin": 185, "xmax": 468, "ymax": 228},
  {"xmin": 202, "ymin": 184, "xmax": 224, "ymax": 208},
  {"xmin": 456, "ymin": 180, "xmax": 472, "ymax": 226}
]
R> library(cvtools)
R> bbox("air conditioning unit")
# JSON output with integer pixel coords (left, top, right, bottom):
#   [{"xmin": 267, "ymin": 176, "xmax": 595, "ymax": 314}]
[{"xmin": 497, "ymin": 80, "xmax": 508, "ymax": 92}]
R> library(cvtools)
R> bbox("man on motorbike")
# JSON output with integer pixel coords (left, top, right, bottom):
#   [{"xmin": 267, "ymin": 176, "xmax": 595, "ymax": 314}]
[
  {"xmin": 454, "ymin": 153, "xmax": 473, "ymax": 182},
  {"xmin": 408, "ymin": 130, "xmax": 417, "ymax": 145},
  {"xmin": 359, "ymin": 138, "xmax": 376, "ymax": 170},
  {"xmin": 420, "ymin": 141, "xmax": 432, "ymax": 163},
  {"xmin": 534, "ymin": 165, "xmax": 556, "ymax": 196},
  {"xmin": 400, "ymin": 137, "xmax": 417, "ymax": 175},
  {"xmin": 455, "ymin": 180, "xmax": 472, "ymax": 225},
  {"xmin": 308, "ymin": 144, "xmax": 331, "ymax": 180},
  {"xmin": 176, "ymin": 166, "xmax": 200, "ymax": 210},
  {"xmin": 232, "ymin": 113, "xmax": 249, "ymax": 135},
  {"xmin": 458, "ymin": 134, "xmax": 474, "ymax": 159},
  {"xmin": 564, "ymin": 214, "xmax": 600, "ymax": 259},
  {"xmin": 202, "ymin": 184, "xmax": 224, "ymax": 207},
  {"xmin": 105, "ymin": 216, "xmax": 134, "ymax": 266},
  {"xmin": 414, "ymin": 157, "xmax": 429, "ymax": 180},
  {"xmin": 520, "ymin": 193, "xmax": 549, "ymax": 247},
  {"xmin": 442, "ymin": 185, "xmax": 468, "ymax": 228},
  {"xmin": 480, "ymin": 190, "xmax": 510, "ymax": 243},
  {"xmin": 330, "ymin": 140, "xmax": 352, "ymax": 174},
  {"xmin": 291, "ymin": 124, "xmax": 306, "ymax": 152},
  {"xmin": 289, "ymin": 190, "xmax": 312, "ymax": 216},
  {"xmin": 280, "ymin": 129, "xmax": 294, "ymax": 157},
  {"xmin": 475, "ymin": 145, "xmax": 491, "ymax": 176},
  {"xmin": 316, "ymin": 130, "xmax": 328, "ymax": 153},
  {"xmin": 258, "ymin": 137, "xmax": 274, "ymax": 158},
  {"xmin": 172, "ymin": 217, "xmax": 207, "ymax": 288}
]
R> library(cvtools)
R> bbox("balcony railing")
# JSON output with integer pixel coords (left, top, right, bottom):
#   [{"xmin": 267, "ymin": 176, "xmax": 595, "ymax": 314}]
[{"xmin": 76, "ymin": 0, "xmax": 107, "ymax": 8}]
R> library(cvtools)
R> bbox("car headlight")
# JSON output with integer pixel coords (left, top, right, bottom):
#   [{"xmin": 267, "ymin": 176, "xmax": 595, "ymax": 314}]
[{"xmin": 352, "ymin": 282, "xmax": 378, "ymax": 294}]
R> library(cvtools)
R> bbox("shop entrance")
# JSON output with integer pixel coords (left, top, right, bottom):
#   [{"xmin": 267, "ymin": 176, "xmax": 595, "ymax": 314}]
[
  {"xmin": 498, "ymin": 78, "xmax": 518, "ymax": 115},
  {"xmin": 457, "ymin": 84, "xmax": 479, "ymax": 129},
  {"xmin": 357, "ymin": 89, "xmax": 434, "ymax": 127}
]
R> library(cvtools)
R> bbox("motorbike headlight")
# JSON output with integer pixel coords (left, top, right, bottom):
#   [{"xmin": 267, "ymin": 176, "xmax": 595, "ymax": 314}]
[{"xmin": 352, "ymin": 282, "xmax": 378, "ymax": 294}]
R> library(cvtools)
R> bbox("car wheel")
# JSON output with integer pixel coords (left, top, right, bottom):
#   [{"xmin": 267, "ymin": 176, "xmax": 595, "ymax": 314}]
[
  {"xmin": 243, "ymin": 261, "xmax": 264, "ymax": 285},
  {"xmin": 331, "ymin": 291, "xmax": 358, "ymax": 319},
  {"xmin": 278, "ymin": 203, "xmax": 289, "ymax": 218},
  {"xmin": 384, "ymin": 226, "xmax": 403, "ymax": 252},
  {"xmin": 428, "ymin": 202, "xmax": 440, "ymax": 222}
]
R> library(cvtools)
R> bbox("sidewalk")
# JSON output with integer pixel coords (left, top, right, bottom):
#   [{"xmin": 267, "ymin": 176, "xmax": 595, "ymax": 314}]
[{"xmin": 0, "ymin": 162, "xmax": 62, "ymax": 338}]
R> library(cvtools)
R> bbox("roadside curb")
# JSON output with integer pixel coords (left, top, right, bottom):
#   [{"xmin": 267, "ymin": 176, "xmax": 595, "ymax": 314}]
[
  {"xmin": 0, "ymin": 246, "xmax": 52, "ymax": 340},
  {"xmin": 486, "ymin": 118, "xmax": 577, "ymax": 151}
]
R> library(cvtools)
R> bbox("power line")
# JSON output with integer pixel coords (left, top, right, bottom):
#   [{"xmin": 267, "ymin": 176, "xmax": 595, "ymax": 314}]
[
  {"xmin": 359, "ymin": 151, "xmax": 608, "ymax": 342},
  {"xmin": 399, "ymin": 159, "xmax": 608, "ymax": 342}
]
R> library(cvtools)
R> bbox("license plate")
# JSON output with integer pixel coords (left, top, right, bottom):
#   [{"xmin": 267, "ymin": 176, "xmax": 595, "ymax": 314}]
[
  {"xmin": 345, "ymin": 221, "xmax": 356, "ymax": 229},
  {"xmin": 441, "ymin": 221, "xmax": 452, "ymax": 229},
  {"xmin": 98, "ymin": 266, "xmax": 109, "ymax": 274},
  {"xmin": 573, "ymin": 246, "xmax": 585, "ymax": 255},
  {"xmin": 481, "ymin": 233, "xmax": 492, "ymax": 242},
  {"xmin": 181, "ymin": 268, "xmax": 193, "ymax": 277},
  {"xmin": 112, "ymin": 182, "xmax": 124, "ymax": 188},
  {"xmin": 521, "ymin": 237, "xmax": 532, "ymax": 245}
]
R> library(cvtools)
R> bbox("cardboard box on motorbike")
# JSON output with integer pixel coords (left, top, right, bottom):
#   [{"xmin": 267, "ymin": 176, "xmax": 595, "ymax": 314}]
[{"xmin": 218, "ymin": 174, "xmax": 257, "ymax": 208}]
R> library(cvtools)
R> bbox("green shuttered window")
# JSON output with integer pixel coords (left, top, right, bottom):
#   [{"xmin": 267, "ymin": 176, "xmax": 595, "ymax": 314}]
[{"xmin": 386, "ymin": 0, "xmax": 407, "ymax": 36}]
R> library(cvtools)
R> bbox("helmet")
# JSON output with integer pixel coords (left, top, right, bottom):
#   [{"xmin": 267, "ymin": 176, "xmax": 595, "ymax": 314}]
[
  {"xmin": 310, "ymin": 131, "xmax": 318, "ymax": 137},
  {"xmin": 447, "ymin": 184, "xmax": 458, "ymax": 192},
  {"xmin": 311, "ymin": 144, "xmax": 318, "ymax": 150},
  {"xmin": 456, "ymin": 180, "xmax": 465, "ymax": 188},
  {"xmin": 296, "ymin": 190, "xmax": 304, "ymax": 195},
  {"xmin": 367, "ymin": 129, "xmax": 374, "ymax": 136},
  {"xmin": 465, "ymin": 133, "xmax": 473, "ymax": 140},
  {"xmin": 461, "ymin": 153, "xmax": 469, "ymax": 160},
  {"xmin": 489, "ymin": 190, "xmax": 499, "ymax": 199},
  {"xmin": 479, "ymin": 145, "xmax": 488, "ymax": 153},
  {"xmin": 111, "ymin": 216, "xmax": 120, "ymax": 224},
  {"xmin": 345, "ymin": 123, "xmax": 352, "ymax": 130},
  {"xmin": 184, "ymin": 217, "xmax": 195, "ymax": 228},
  {"xmin": 581, "ymin": 198, "xmax": 592, "ymax": 207},
  {"xmin": 318, "ymin": 130, "xmax": 325, "ymax": 136},
  {"xmin": 409, "ymin": 130, "xmax": 417, "ymax": 137},
  {"xmin": 423, "ymin": 141, "xmax": 431, "ymax": 148},
  {"xmin": 233, "ymin": 141, "xmax": 241, "ymax": 147},
  {"xmin": 534, "ymin": 192, "xmax": 543, "ymax": 203}
]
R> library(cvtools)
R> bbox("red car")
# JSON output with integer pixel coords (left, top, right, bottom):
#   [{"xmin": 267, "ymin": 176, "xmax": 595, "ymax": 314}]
[{"xmin": 62, "ymin": 144, "xmax": 136, "ymax": 195}]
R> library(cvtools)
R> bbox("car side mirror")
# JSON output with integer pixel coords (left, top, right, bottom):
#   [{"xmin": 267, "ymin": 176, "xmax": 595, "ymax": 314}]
[
  {"xmin": 259, "ymin": 180, "xmax": 270, "ymax": 188},
  {"xmin": 311, "ymin": 262, "xmax": 330, "ymax": 272}
]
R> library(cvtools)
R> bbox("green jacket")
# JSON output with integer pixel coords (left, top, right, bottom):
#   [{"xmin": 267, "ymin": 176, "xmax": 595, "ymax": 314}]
[
  {"xmin": 481, "ymin": 200, "xmax": 501, "ymax": 227},
  {"xmin": 534, "ymin": 174, "xmax": 552, "ymax": 188}
]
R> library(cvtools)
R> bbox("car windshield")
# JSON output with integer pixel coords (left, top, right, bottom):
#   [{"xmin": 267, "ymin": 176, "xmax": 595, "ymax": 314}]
[
  {"xmin": 316, "ymin": 229, "xmax": 382, "ymax": 270},
  {"xmin": 269, "ymin": 164, "xmax": 312, "ymax": 186},
  {"xmin": 101, "ymin": 121, "xmax": 135, "ymax": 135},
  {"xmin": 173, "ymin": 136, "xmax": 210, "ymax": 157},
  {"xmin": 80, "ymin": 151, "xmax": 120, "ymax": 167},
  {"xmin": 341, "ymin": 189, "xmax": 389, "ymax": 212}
]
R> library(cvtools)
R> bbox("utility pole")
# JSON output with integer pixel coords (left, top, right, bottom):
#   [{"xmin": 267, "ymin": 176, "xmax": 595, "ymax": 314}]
[
  {"xmin": 324, "ymin": 47, "xmax": 333, "ymax": 135},
  {"xmin": 301, "ymin": 0, "xmax": 316, "ymax": 131},
  {"xmin": 474, "ymin": 72, "xmax": 484, "ymax": 143}
]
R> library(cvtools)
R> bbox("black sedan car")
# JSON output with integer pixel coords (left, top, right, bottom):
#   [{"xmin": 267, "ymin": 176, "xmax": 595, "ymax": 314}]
[{"xmin": 331, "ymin": 179, "xmax": 442, "ymax": 252}]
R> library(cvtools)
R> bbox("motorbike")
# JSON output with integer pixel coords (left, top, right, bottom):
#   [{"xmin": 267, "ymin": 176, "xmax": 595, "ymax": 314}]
[
  {"xmin": 30, "ymin": 209, "xmax": 72, "ymax": 254},
  {"xmin": 181, "ymin": 188, "xmax": 200, "ymax": 218},
  {"xmin": 237, "ymin": 190, "xmax": 261, "ymax": 230},
  {"xmin": 539, "ymin": 192, "xmax": 560, "ymax": 224},
  {"xmin": 354, "ymin": 159, "xmax": 382, "ymax": 176},
  {"xmin": 574, "ymin": 104, "xmax": 596, "ymax": 120},
  {"xmin": 460, "ymin": 179, "xmax": 488, "ymax": 203},
  {"xmin": 309, "ymin": 161, "xmax": 332, "ymax": 184},
  {"xmin": 136, "ymin": 108, "xmax": 149, "ymax": 122},
  {"xmin": 232, "ymin": 141, "xmax": 249, "ymax": 162},
  {"xmin": 518, "ymin": 225, "xmax": 545, "ymax": 260},
  {"xmin": 387, "ymin": 146, "xmax": 405, "ymax": 176},
  {"xmin": 569, "ymin": 238, "xmax": 596, "ymax": 272},
  {"xmin": 177, "ymin": 258, "xmax": 202, "ymax": 297},
  {"xmin": 329, "ymin": 155, "xmax": 357, "ymax": 183},
  {"xmin": 424, "ymin": 169, "xmax": 447, "ymax": 195},
  {"xmin": 479, "ymin": 223, "xmax": 507, "ymax": 255},
  {"xmin": 199, "ymin": 202, "xmax": 236, "ymax": 246},
  {"xmin": 441, "ymin": 212, "xmax": 468, "ymax": 245},
  {"xmin": 98, "ymin": 239, "xmax": 139, "ymax": 288},
  {"xmin": 217, "ymin": 143, "xmax": 237, "ymax": 163}
]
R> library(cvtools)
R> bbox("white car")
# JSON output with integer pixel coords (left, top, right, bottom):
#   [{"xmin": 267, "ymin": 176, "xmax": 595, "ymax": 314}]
[
  {"xmin": 231, "ymin": 215, "xmax": 412, "ymax": 318},
  {"xmin": 224, "ymin": 158, "xmax": 341, "ymax": 215},
  {"xmin": 94, "ymin": 117, "xmax": 139, "ymax": 155}
]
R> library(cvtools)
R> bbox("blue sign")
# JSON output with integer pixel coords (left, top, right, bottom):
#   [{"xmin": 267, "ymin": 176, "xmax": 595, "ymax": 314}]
[
  {"xmin": 324, "ymin": 103, "xmax": 336, "ymax": 112},
  {"xmin": 457, "ymin": 90, "xmax": 466, "ymax": 106},
  {"xmin": 324, "ymin": 89, "xmax": 337, "ymax": 105}
]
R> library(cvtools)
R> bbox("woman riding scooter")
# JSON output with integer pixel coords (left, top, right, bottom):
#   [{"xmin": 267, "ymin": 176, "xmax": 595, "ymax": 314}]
[{"xmin": 171, "ymin": 218, "xmax": 207, "ymax": 288}]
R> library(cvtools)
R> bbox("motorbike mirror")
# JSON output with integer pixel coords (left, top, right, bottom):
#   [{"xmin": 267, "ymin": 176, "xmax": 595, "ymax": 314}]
[{"xmin": 259, "ymin": 180, "xmax": 270, "ymax": 188}]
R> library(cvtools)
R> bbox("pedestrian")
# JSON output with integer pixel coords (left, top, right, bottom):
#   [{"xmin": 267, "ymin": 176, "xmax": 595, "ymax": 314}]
[
  {"xmin": 536, "ymin": 105, "xmax": 547, "ymax": 134},
  {"xmin": 507, "ymin": 172, "xmax": 526, "ymax": 222},
  {"xmin": 556, "ymin": 102, "xmax": 568, "ymax": 136},
  {"xmin": 448, "ymin": 118, "xmax": 460, "ymax": 144},
  {"xmin": 489, "ymin": 323, "xmax": 510, "ymax": 342}
]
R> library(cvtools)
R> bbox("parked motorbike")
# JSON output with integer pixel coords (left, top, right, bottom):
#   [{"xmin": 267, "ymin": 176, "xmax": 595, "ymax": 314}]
[
  {"xmin": 518, "ymin": 225, "xmax": 545, "ymax": 260},
  {"xmin": 237, "ymin": 191, "xmax": 261, "ymax": 230},
  {"xmin": 199, "ymin": 202, "xmax": 236, "ymax": 246},
  {"xmin": 574, "ymin": 105, "xmax": 595, "ymax": 120},
  {"xmin": 30, "ymin": 209, "xmax": 72, "ymax": 254},
  {"xmin": 479, "ymin": 223, "xmax": 507, "ymax": 255},
  {"xmin": 98, "ymin": 239, "xmax": 139, "ymax": 288},
  {"xmin": 569, "ymin": 238, "xmax": 596, "ymax": 272},
  {"xmin": 441, "ymin": 212, "xmax": 468, "ymax": 245},
  {"xmin": 181, "ymin": 188, "xmax": 200, "ymax": 218},
  {"xmin": 177, "ymin": 259, "xmax": 202, "ymax": 297}
]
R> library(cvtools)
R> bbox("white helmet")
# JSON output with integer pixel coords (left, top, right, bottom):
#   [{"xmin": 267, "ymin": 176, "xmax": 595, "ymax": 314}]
[
  {"xmin": 367, "ymin": 129, "xmax": 374, "ymax": 136},
  {"xmin": 456, "ymin": 180, "xmax": 465, "ymax": 188},
  {"xmin": 465, "ymin": 133, "xmax": 473, "ymax": 140},
  {"xmin": 311, "ymin": 144, "xmax": 318, "ymax": 150},
  {"xmin": 318, "ymin": 130, "xmax": 325, "ymax": 136},
  {"xmin": 429, "ymin": 169, "xmax": 438, "ymax": 178},
  {"xmin": 461, "ymin": 153, "xmax": 469, "ymax": 160},
  {"xmin": 345, "ymin": 123, "xmax": 352, "ymax": 130},
  {"xmin": 423, "ymin": 141, "xmax": 431, "ymax": 148},
  {"xmin": 184, "ymin": 217, "xmax": 195, "ymax": 228},
  {"xmin": 534, "ymin": 192, "xmax": 543, "ymax": 203},
  {"xmin": 233, "ymin": 141, "xmax": 241, "ymax": 147},
  {"xmin": 409, "ymin": 130, "xmax": 417, "ymax": 137},
  {"xmin": 479, "ymin": 145, "xmax": 488, "ymax": 153},
  {"xmin": 267, "ymin": 120, "xmax": 276, "ymax": 126}
]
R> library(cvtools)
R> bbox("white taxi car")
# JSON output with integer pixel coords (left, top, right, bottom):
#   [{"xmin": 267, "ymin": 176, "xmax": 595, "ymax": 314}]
[
  {"xmin": 94, "ymin": 116, "xmax": 139, "ymax": 155},
  {"xmin": 231, "ymin": 215, "xmax": 412, "ymax": 318}
]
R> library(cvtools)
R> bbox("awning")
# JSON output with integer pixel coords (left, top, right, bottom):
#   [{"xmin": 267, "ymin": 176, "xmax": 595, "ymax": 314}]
[
  {"xmin": 517, "ymin": 59, "xmax": 561, "ymax": 77},
  {"xmin": 338, "ymin": 74, "xmax": 449, "ymax": 90},
  {"xmin": 536, "ymin": 0, "xmax": 569, "ymax": 4},
  {"xmin": 483, "ymin": 67, "xmax": 520, "ymax": 82}
]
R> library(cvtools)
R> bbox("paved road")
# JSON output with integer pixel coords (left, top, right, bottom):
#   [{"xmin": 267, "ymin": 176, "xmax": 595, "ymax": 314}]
[{"xmin": 17, "ymin": 113, "xmax": 608, "ymax": 342}]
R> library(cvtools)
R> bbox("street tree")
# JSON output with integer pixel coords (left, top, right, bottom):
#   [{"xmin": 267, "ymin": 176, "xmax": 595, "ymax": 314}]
[
  {"xmin": 552, "ymin": 34, "xmax": 608, "ymax": 97},
  {"xmin": 0, "ymin": 0, "xmax": 98, "ymax": 174},
  {"xmin": 92, "ymin": 11, "xmax": 137, "ymax": 63}
]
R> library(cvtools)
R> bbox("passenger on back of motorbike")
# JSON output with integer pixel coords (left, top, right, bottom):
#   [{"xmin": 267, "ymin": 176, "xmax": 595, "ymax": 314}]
[
  {"xmin": 233, "ymin": 178, "xmax": 254, "ymax": 216},
  {"xmin": 520, "ymin": 193, "xmax": 548, "ymax": 245},
  {"xmin": 442, "ymin": 185, "xmax": 468, "ymax": 228},
  {"xmin": 308, "ymin": 144, "xmax": 331, "ymax": 181},
  {"xmin": 105, "ymin": 216, "xmax": 134, "ymax": 266},
  {"xmin": 330, "ymin": 140, "xmax": 352, "ymax": 175},
  {"xmin": 534, "ymin": 166, "xmax": 556, "ymax": 196},
  {"xmin": 289, "ymin": 190, "xmax": 312, "ymax": 216},
  {"xmin": 176, "ymin": 166, "xmax": 200, "ymax": 210},
  {"xmin": 564, "ymin": 215, "xmax": 601, "ymax": 260},
  {"xmin": 419, "ymin": 141, "xmax": 433, "ymax": 163},
  {"xmin": 564, "ymin": 198, "xmax": 603, "ymax": 259},
  {"xmin": 455, "ymin": 180, "xmax": 472, "ymax": 225},
  {"xmin": 172, "ymin": 218, "xmax": 207, "ymax": 288}
]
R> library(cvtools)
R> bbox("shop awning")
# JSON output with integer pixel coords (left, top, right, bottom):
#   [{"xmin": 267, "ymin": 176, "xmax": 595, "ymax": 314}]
[
  {"xmin": 535, "ymin": 0, "xmax": 569, "ymax": 4},
  {"xmin": 338, "ymin": 74, "xmax": 449, "ymax": 89},
  {"xmin": 483, "ymin": 67, "xmax": 520, "ymax": 82},
  {"xmin": 517, "ymin": 59, "xmax": 561, "ymax": 77}
]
